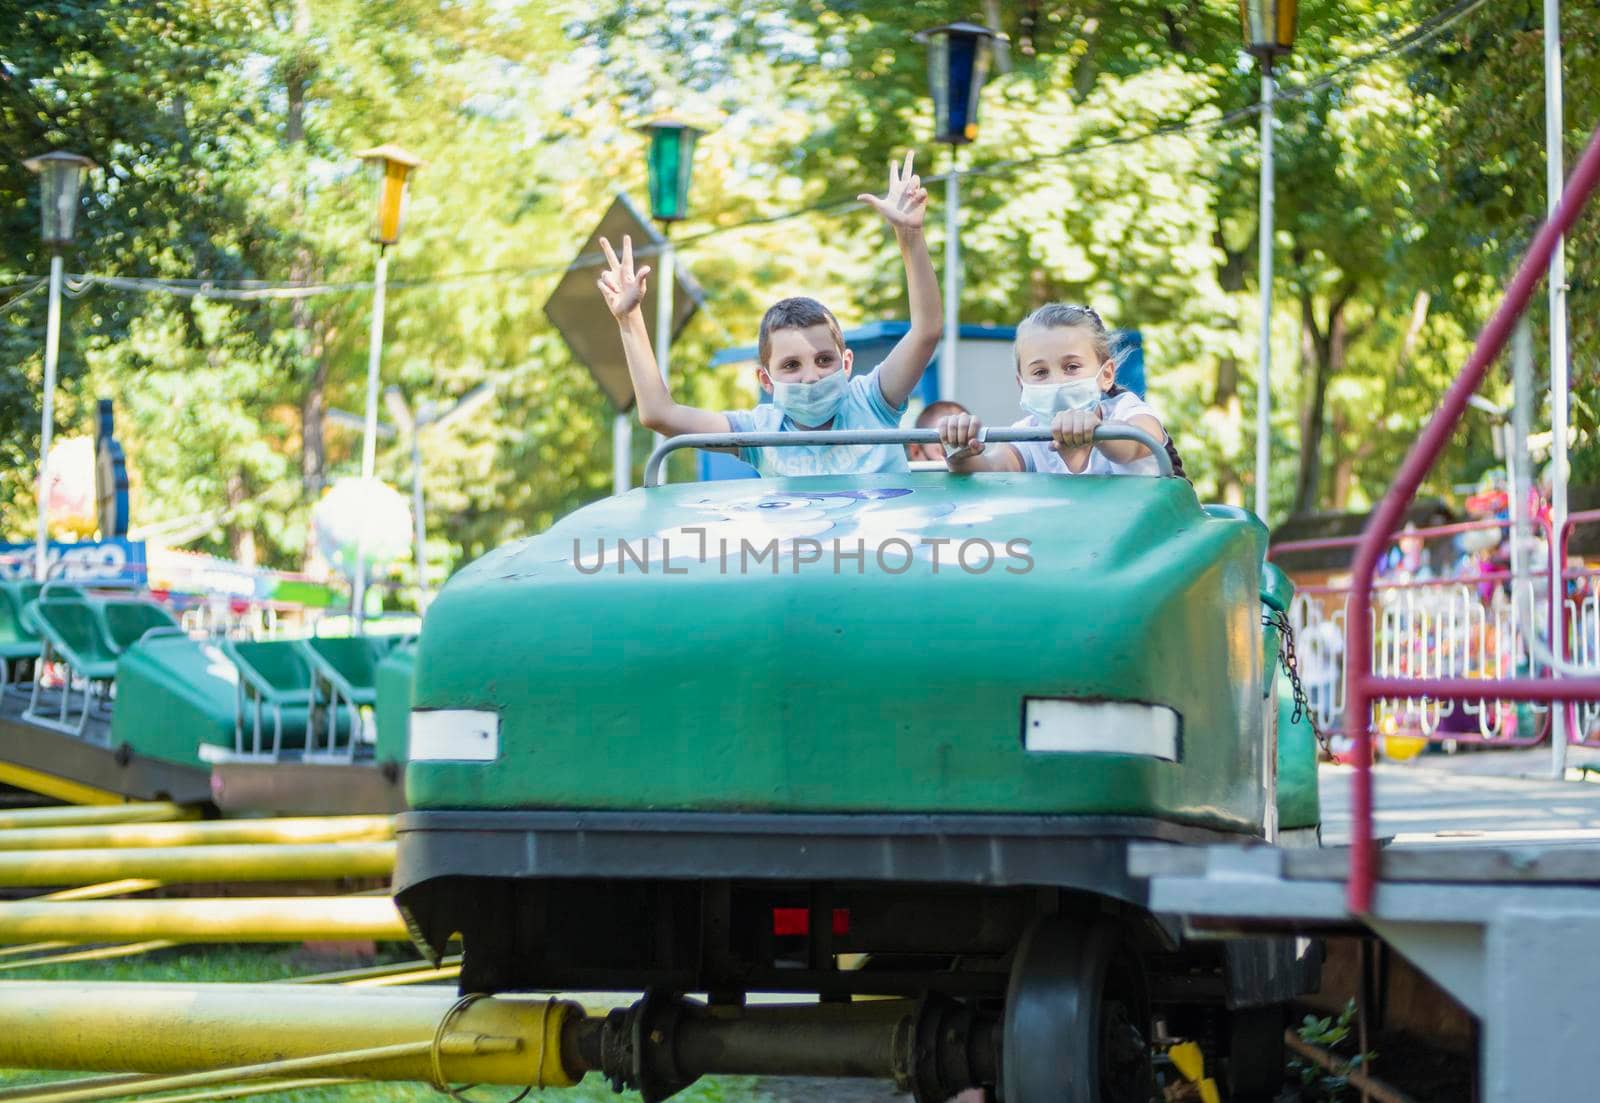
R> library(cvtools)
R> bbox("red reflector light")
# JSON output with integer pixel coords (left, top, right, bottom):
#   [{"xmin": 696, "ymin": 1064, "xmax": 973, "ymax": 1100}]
[{"xmin": 771, "ymin": 907, "xmax": 850, "ymax": 937}]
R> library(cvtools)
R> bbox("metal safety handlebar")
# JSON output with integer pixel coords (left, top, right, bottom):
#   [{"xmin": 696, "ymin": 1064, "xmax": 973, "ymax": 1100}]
[{"xmin": 641, "ymin": 424, "xmax": 1172, "ymax": 488}]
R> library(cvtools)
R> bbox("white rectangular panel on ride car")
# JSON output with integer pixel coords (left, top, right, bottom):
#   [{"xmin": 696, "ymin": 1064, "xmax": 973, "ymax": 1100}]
[
  {"xmin": 1022, "ymin": 698, "xmax": 1180, "ymax": 761},
  {"xmin": 409, "ymin": 709, "xmax": 500, "ymax": 762}
]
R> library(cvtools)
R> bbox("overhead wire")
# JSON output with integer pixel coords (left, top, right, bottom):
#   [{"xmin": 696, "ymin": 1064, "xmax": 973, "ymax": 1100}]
[
  {"xmin": 1282, "ymin": 0, "xmax": 1491, "ymax": 102},
  {"xmin": 6, "ymin": 0, "xmax": 1491, "ymax": 306},
  {"xmin": 932, "ymin": 0, "xmax": 1495, "ymax": 190},
  {"xmin": 0, "ymin": 278, "xmax": 47, "ymax": 314}
]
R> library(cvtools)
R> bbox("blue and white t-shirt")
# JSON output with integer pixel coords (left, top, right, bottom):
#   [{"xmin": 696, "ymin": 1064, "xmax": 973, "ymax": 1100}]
[
  {"xmin": 1009, "ymin": 390, "xmax": 1165, "ymax": 476},
  {"xmin": 724, "ymin": 368, "xmax": 909, "ymax": 477}
]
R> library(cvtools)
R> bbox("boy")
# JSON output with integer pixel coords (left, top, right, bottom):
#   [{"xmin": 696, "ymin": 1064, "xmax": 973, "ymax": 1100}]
[
  {"xmin": 595, "ymin": 152, "xmax": 941, "ymax": 477},
  {"xmin": 909, "ymin": 400, "xmax": 970, "ymax": 462}
]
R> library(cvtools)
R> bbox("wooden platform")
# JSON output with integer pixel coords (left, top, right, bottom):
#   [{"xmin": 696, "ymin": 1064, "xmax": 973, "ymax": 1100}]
[
  {"xmin": 0, "ymin": 686, "xmax": 211, "ymax": 805},
  {"xmin": 0, "ymin": 685, "xmax": 404, "ymax": 813},
  {"xmin": 1319, "ymin": 749, "xmax": 1600, "ymax": 853},
  {"xmin": 212, "ymin": 760, "xmax": 405, "ymax": 815},
  {"xmin": 1134, "ymin": 747, "xmax": 1600, "ymax": 1101}
]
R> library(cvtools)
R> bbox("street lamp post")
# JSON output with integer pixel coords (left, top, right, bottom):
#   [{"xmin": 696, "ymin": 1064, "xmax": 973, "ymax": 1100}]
[
  {"xmin": 382, "ymin": 382, "xmax": 496, "ymax": 612},
  {"xmin": 387, "ymin": 392, "xmax": 427, "ymax": 613},
  {"xmin": 21, "ymin": 153, "xmax": 96, "ymax": 585},
  {"xmin": 1543, "ymin": 0, "xmax": 1572, "ymax": 777},
  {"xmin": 917, "ymin": 22, "xmax": 996, "ymax": 407},
  {"xmin": 634, "ymin": 118, "xmax": 701, "ymax": 489},
  {"xmin": 350, "ymin": 144, "xmax": 421, "ymax": 630},
  {"xmin": 22, "ymin": 151, "xmax": 96, "ymax": 582},
  {"xmin": 1240, "ymin": 0, "xmax": 1297, "ymax": 522}
]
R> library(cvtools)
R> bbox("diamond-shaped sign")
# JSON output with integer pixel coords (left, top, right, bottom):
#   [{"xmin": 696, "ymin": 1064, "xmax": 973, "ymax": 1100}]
[{"xmin": 544, "ymin": 193, "xmax": 703, "ymax": 413}]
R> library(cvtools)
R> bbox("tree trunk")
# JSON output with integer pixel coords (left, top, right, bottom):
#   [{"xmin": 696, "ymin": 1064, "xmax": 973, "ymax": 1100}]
[
  {"xmin": 1328, "ymin": 291, "xmax": 1423, "ymax": 509},
  {"xmin": 286, "ymin": 0, "xmax": 325, "ymax": 499},
  {"xmin": 1212, "ymin": 354, "xmax": 1244, "ymax": 506},
  {"xmin": 300, "ymin": 340, "xmax": 326, "ymax": 493},
  {"xmin": 982, "ymin": 0, "xmax": 1012, "ymax": 72},
  {"xmin": 1330, "ymin": 406, "xmax": 1355, "ymax": 510},
  {"xmin": 1330, "ymin": 411, "xmax": 1377, "ymax": 511},
  {"xmin": 1209, "ymin": 225, "xmax": 1253, "ymax": 506},
  {"xmin": 227, "ymin": 471, "xmax": 256, "ymax": 568},
  {"xmin": 1293, "ymin": 290, "xmax": 1350, "ymax": 515},
  {"xmin": 1399, "ymin": 290, "xmax": 1431, "ymax": 369},
  {"xmin": 1161, "ymin": 7, "xmax": 1196, "ymax": 54},
  {"xmin": 1072, "ymin": 20, "xmax": 1101, "ymax": 98},
  {"xmin": 1018, "ymin": 0, "xmax": 1040, "ymax": 58}
]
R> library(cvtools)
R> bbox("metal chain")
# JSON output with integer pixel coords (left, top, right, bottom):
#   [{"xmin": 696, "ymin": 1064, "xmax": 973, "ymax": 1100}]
[{"xmin": 1264, "ymin": 608, "xmax": 1332, "ymax": 756}]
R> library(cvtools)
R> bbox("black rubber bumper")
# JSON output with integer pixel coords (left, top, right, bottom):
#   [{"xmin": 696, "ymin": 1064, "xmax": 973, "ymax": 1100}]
[{"xmin": 393, "ymin": 809, "xmax": 1247, "ymax": 904}]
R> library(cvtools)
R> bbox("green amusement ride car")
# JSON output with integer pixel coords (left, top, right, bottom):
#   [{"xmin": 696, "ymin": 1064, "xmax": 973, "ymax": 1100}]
[{"xmin": 394, "ymin": 426, "xmax": 1322, "ymax": 1103}]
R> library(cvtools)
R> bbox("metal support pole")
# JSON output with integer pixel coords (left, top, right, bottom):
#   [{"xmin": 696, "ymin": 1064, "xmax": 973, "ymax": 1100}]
[
  {"xmin": 941, "ymin": 155, "xmax": 960, "ymax": 404},
  {"xmin": 1512, "ymin": 322, "xmax": 1534, "ymax": 637},
  {"xmin": 0, "ymin": 897, "xmax": 408, "ymax": 944},
  {"xmin": 1254, "ymin": 66, "xmax": 1276, "ymax": 523},
  {"xmin": 654, "ymin": 236, "xmax": 675, "ymax": 481},
  {"xmin": 352, "ymin": 246, "xmax": 390, "ymax": 632},
  {"xmin": 0, "ymin": 813, "xmax": 392, "ymax": 852},
  {"xmin": 410, "ymin": 432, "xmax": 427, "ymax": 611},
  {"xmin": 35, "ymin": 253, "xmax": 65, "ymax": 582},
  {"xmin": 612, "ymin": 413, "xmax": 631, "ymax": 494},
  {"xmin": 0, "ymin": 842, "xmax": 394, "ymax": 888},
  {"xmin": 0, "ymin": 983, "xmax": 578, "ymax": 1088},
  {"xmin": 1545, "ymin": 0, "xmax": 1571, "ymax": 777},
  {"xmin": 0, "ymin": 802, "xmax": 194, "ymax": 831}
]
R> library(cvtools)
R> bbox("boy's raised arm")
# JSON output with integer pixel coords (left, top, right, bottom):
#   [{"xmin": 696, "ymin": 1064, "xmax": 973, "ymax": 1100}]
[
  {"xmin": 858, "ymin": 152, "xmax": 942, "ymax": 410},
  {"xmin": 596, "ymin": 235, "xmax": 730, "ymax": 438}
]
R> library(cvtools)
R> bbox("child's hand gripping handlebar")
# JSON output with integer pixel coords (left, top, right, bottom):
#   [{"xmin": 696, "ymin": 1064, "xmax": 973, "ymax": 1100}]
[{"xmin": 641, "ymin": 425, "xmax": 1172, "ymax": 488}]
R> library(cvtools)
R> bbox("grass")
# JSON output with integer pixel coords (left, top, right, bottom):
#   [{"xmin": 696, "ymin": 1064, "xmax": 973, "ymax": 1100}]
[{"xmin": 0, "ymin": 944, "xmax": 762, "ymax": 1102}]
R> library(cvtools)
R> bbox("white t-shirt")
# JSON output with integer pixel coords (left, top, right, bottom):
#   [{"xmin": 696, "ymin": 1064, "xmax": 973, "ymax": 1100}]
[{"xmin": 1009, "ymin": 389, "xmax": 1164, "ymax": 476}]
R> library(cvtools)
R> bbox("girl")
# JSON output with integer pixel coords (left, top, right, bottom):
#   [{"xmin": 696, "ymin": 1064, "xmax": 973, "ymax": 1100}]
[{"xmin": 937, "ymin": 303, "xmax": 1184, "ymax": 478}]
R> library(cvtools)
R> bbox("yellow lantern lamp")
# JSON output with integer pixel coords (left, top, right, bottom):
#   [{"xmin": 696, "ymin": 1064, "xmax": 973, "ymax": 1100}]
[
  {"xmin": 1239, "ymin": 0, "xmax": 1298, "ymax": 60},
  {"xmin": 354, "ymin": 144, "xmax": 423, "ymax": 246}
]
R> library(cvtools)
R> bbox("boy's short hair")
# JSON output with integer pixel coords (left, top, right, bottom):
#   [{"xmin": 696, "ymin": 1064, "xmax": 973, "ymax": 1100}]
[
  {"xmin": 1014, "ymin": 302, "xmax": 1114, "ymax": 369},
  {"xmin": 758, "ymin": 297, "xmax": 845, "ymax": 366},
  {"xmin": 915, "ymin": 400, "xmax": 969, "ymax": 428}
]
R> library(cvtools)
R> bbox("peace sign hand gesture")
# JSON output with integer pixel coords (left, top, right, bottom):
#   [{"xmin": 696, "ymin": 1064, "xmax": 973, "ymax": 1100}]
[
  {"xmin": 595, "ymin": 235, "xmax": 653, "ymax": 320},
  {"xmin": 857, "ymin": 151, "xmax": 928, "ymax": 234}
]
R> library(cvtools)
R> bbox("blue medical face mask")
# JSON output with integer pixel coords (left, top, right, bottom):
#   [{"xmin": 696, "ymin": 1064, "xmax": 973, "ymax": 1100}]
[
  {"xmin": 773, "ymin": 368, "xmax": 849, "ymax": 426},
  {"xmin": 1019, "ymin": 372, "xmax": 1104, "ymax": 424}
]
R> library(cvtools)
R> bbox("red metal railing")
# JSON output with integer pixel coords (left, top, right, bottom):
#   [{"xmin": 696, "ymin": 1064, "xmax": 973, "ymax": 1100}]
[
  {"xmin": 1275, "ymin": 514, "xmax": 1600, "ymax": 748},
  {"xmin": 1549, "ymin": 508, "xmax": 1600, "ymax": 743},
  {"xmin": 1343, "ymin": 123, "xmax": 1600, "ymax": 912},
  {"xmin": 1269, "ymin": 517, "xmax": 1519, "ymax": 561}
]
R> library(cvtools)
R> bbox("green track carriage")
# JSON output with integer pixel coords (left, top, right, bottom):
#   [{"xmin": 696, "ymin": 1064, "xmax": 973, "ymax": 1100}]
[
  {"xmin": 113, "ymin": 635, "xmax": 246, "ymax": 762},
  {"xmin": 374, "ymin": 642, "xmax": 417, "ymax": 766},
  {"xmin": 395, "ymin": 433, "xmax": 1321, "ymax": 1103},
  {"xmin": 0, "ymin": 582, "xmax": 46, "ymax": 687},
  {"xmin": 112, "ymin": 636, "xmax": 402, "ymax": 766},
  {"xmin": 0, "ymin": 576, "xmax": 418, "ymax": 808}
]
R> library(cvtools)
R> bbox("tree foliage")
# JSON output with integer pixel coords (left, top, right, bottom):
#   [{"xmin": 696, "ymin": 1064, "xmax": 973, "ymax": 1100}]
[{"xmin": 3, "ymin": 0, "xmax": 1597, "ymax": 588}]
